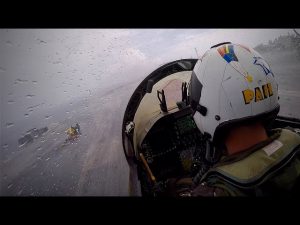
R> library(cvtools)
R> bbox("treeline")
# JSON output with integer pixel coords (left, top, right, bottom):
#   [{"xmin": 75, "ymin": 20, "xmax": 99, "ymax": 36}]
[{"xmin": 254, "ymin": 30, "xmax": 300, "ymax": 55}]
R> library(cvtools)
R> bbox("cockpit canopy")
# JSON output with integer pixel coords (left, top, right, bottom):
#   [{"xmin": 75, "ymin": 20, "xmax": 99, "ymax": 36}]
[{"xmin": 122, "ymin": 59, "xmax": 197, "ymax": 161}]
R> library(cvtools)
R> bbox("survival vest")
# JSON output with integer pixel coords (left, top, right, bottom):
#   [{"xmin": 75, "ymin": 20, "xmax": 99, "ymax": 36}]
[{"xmin": 200, "ymin": 129, "xmax": 300, "ymax": 196}]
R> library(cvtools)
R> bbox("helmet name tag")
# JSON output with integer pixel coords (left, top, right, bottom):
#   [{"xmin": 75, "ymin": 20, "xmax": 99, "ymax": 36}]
[{"xmin": 242, "ymin": 83, "xmax": 273, "ymax": 104}]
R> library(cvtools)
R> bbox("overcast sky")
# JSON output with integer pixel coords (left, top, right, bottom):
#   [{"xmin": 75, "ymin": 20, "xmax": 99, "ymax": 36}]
[
  {"xmin": 1, "ymin": 29, "xmax": 291, "ymax": 92},
  {"xmin": 0, "ymin": 29, "xmax": 293, "ymax": 132}
]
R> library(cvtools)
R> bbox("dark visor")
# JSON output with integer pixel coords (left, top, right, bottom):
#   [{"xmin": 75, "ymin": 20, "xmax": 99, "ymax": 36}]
[{"xmin": 189, "ymin": 71, "xmax": 207, "ymax": 116}]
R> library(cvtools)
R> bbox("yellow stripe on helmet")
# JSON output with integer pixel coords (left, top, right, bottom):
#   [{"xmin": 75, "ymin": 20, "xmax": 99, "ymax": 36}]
[{"xmin": 225, "ymin": 45, "xmax": 229, "ymax": 54}]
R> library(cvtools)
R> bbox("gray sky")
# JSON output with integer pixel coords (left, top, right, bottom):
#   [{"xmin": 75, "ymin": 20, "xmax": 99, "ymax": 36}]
[{"xmin": 0, "ymin": 29, "xmax": 293, "ymax": 134}]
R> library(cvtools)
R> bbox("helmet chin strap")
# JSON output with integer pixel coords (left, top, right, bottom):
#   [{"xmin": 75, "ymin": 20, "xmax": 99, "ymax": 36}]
[
  {"xmin": 196, "ymin": 104, "xmax": 207, "ymax": 116},
  {"xmin": 192, "ymin": 133, "xmax": 222, "ymax": 185},
  {"xmin": 205, "ymin": 140, "xmax": 218, "ymax": 164},
  {"xmin": 192, "ymin": 111, "xmax": 221, "ymax": 164},
  {"xmin": 203, "ymin": 132, "xmax": 220, "ymax": 164}
]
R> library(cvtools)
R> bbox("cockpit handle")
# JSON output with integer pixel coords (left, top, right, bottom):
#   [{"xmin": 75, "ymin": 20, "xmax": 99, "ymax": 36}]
[{"xmin": 157, "ymin": 90, "xmax": 168, "ymax": 113}]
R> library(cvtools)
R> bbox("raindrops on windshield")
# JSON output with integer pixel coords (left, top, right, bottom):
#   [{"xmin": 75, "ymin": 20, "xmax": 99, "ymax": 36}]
[
  {"xmin": 14, "ymin": 78, "xmax": 28, "ymax": 84},
  {"xmin": 6, "ymin": 123, "xmax": 14, "ymax": 128},
  {"xmin": 45, "ymin": 115, "xmax": 53, "ymax": 119},
  {"xmin": 1, "ymin": 29, "xmax": 299, "ymax": 197}
]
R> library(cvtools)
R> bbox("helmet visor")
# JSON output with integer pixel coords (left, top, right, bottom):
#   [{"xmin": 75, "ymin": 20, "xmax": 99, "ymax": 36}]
[{"xmin": 189, "ymin": 71, "xmax": 203, "ymax": 112}]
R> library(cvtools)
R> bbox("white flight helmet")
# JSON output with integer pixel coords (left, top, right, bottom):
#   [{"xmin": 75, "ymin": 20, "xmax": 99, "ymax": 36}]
[{"xmin": 189, "ymin": 42, "xmax": 280, "ymax": 144}]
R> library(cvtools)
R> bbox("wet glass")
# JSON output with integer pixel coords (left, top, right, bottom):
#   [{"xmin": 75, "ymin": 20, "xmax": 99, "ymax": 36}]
[{"xmin": 0, "ymin": 29, "xmax": 299, "ymax": 196}]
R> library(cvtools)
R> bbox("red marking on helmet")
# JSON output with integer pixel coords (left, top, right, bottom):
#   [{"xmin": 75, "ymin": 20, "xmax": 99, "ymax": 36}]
[{"xmin": 217, "ymin": 46, "xmax": 226, "ymax": 57}]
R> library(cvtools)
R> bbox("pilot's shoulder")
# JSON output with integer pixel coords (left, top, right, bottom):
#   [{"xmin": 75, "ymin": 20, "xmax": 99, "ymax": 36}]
[
  {"xmin": 281, "ymin": 127, "xmax": 300, "ymax": 134},
  {"xmin": 280, "ymin": 127, "xmax": 300, "ymax": 143}
]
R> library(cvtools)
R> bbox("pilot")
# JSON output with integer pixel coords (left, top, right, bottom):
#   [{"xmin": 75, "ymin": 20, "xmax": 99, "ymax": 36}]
[{"xmin": 183, "ymin": 42, "xmax": 300, "ymax": 196}]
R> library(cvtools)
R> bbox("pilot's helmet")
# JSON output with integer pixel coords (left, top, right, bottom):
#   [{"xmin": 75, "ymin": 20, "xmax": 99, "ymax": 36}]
[{"xmin": 189, "ymin": 42, "xmax": 280, "ymax": 144}]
